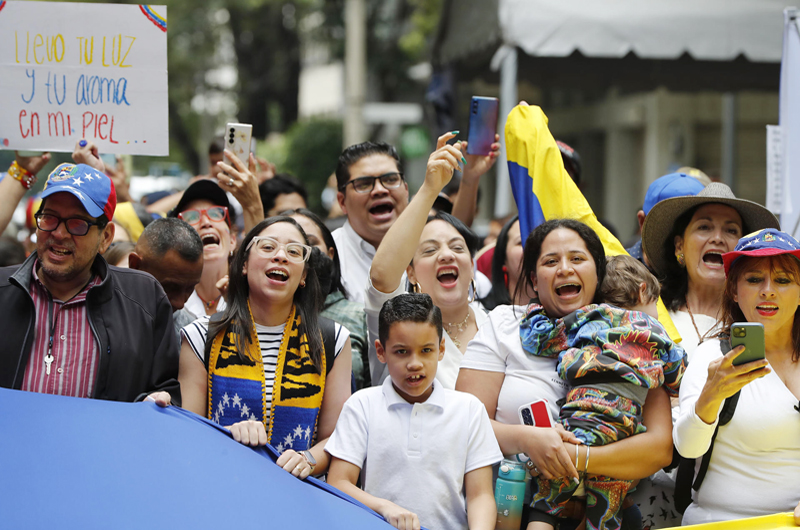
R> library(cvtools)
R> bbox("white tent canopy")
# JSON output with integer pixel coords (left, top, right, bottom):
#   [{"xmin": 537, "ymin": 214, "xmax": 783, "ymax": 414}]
[{"xmin": 498, "ymin": 0, "xmax": 786, "ymax": 62}]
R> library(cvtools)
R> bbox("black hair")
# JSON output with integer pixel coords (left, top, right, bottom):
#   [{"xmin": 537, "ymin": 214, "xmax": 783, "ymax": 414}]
[
  {"xmin": 137, "ymin": 217, "xmax": 203, "ymax": 263},
  {"xmin": 259, "ymin": 174, "xmax": 308, "ymax": 216},
  {"xmin": 378, "ymin": 293, "xmax": 443, "ymax": 346},
  {"xmin": 285, "ymin": 208, "xmax": 347, "ymax": 298},
  {"xmin": 209, "ymin": 138, "xmax": 225, "ymax": 155},
  {"xmin": 519, "ymin": 219, "xmax": 607, "ymax": 311},
  {"xmin": 480, "ymin": 215, "xmax": 519, "ymax": 310},
  {"xmin": 424, "ymin": 211, "xmax": 480, "ymax": 257},
  {"xmin": 659, "ymin": 206, "xmax": 698, "ymax": 311},
  {"xmin": 206, "ymin": 216, "xmax": 326, "ymax": 372},
  {"xmin": 0, "ymin": 236, "xmax": 26, "ymax": 267},
  {"xmin": 335, "ymin": 141, "xmax": 403, "ymax": 190}
]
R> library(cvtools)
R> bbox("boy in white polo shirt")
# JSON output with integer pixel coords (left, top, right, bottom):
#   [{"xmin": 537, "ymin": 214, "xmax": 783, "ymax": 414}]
[{"xmin": 326, "ymin": 293, "xmax": 502, "ymax": 530}]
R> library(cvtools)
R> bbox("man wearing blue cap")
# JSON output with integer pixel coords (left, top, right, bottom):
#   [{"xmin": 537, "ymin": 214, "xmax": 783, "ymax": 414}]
[
  {"xmin": 626, "ymin": 172, "xmax": 706, "ymax": 268},
  {"xmin": 0, "ymin": 163, "xmax": 179, "ymax": 404}
]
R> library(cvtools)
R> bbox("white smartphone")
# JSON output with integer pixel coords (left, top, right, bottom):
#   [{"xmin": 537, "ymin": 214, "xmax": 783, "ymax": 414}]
[
  {"xmin": 518, "ymin": 399, "xmax": 554, "ymax": 428},
  {"xmin": 225, "ymin": 123, "xmax": 252, "ymax": 162}
]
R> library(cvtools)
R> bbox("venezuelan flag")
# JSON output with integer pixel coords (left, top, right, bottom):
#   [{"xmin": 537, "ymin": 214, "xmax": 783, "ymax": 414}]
[{"xmin": 505, "ymin": 104, "xmax": 681, "ymax": 342}]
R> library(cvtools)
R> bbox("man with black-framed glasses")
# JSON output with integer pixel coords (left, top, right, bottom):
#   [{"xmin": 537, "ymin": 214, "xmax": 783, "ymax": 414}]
[
  {"xmin": 0, "ymin": 163, "xmax": 180, "ymax": 405},
  {"xmin": 332, "ymin": 142, "xmax": 409, "ymax": 304}
]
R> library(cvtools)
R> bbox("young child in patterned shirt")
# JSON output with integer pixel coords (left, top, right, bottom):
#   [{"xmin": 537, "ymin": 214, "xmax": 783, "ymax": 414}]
[{"xmin": 522, "ymin": 254, "xmax": 687, "ymax": 530}]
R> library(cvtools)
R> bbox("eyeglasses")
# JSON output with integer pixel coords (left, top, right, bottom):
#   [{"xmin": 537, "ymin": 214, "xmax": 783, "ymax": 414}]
[
  {"xmin": 35, "ymin": 213, "xmax": 104, "ymax": 236},
  {"xmin": 246, "ymin": 236, "xmax": 311, "ymax": 263},
  {"xmin": 339, "ymin": 172, "xmax": 404, "ymax": 194},
  {"xmin": 178, "ymin": 206, "xmax": 228, "ymax": 226}
]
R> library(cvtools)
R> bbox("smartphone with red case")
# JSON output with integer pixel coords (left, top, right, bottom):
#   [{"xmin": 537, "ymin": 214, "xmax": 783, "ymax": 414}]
[{"xmin": 518, "ymin": 399, "xmax": 554, "ymax": 428}]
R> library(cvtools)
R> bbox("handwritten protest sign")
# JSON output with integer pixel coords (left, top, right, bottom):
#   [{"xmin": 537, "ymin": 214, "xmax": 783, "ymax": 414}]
[{"xmin": 0, "ymin": 1, "xmax": 168, "ymax": 155}]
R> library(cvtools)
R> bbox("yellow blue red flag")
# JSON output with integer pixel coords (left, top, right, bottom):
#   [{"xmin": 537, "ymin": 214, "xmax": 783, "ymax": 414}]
[{"xmin": 505, "ymin": 104, "xmax": 681, "ymax": 342}]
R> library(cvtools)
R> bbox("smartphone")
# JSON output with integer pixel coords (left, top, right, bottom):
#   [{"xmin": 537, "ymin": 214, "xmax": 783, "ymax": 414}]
[
  {"xmin": 730, "ymin": 322, "xmax": 766, "ymax": 366},
  {"xmin": 518, "ymin": 399, "xmax": 554, "ymax": 428},
  {"xmin": 225, "ymin": 123, "xmax": 253, "ymax": 162},
  {"xmin": 466, "ymin": 96, "xmax": 499, "ymax": 156}
]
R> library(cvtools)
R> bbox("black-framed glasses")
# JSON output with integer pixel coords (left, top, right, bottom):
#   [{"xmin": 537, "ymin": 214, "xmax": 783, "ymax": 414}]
[
  {"xmin": 178, "ymin": 206, "xmax": 228, "ymax": 226},
  {"xmin": 246, "ymin": 236, "xmax": 312, "ymax": 263},
  {"xmin": 35, "ymin": 213, "xmax": 103, "ymax": 236},
  {"xmin": 339, "ymin": 172, "xmax": 404, "ymax": 194}
]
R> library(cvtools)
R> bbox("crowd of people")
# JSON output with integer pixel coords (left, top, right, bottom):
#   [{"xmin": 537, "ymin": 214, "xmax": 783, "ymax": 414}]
[{"xmin": 0, "ymin": 101, "xmax": 799, "ymax": 530}]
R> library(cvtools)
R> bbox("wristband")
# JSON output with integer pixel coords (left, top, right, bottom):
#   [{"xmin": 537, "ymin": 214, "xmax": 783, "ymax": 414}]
[
  {"xmin": 584, "ymin": 445, "xmax": 590, "ymax": 474},
  {"xmin": 8, "ymin": 161, "xmax": 37, "ymax": 190},
  {"xmin": 575, "ymin": 444, "xmax": 579, "ymax": 471}
]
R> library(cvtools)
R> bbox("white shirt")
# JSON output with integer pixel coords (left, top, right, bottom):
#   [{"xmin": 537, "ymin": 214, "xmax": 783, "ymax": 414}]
[
  {"xmin": 460, "ymin": 304, "xmax": 568, "ymax": 422},
  {"xmin": 184, "ymin": 290, "xmax": 228, "ymax": 319},
  {"xmin": 674, "ymin": 339, "xmax": 800, "ymax": 525},
  {"xmin": 325, "ymin": 377, "xmax": 503, "ymax": 530},
  {"xmin": 332, "ymin": 220, "xmax": 378, "ymax": 305},
  {"xmin": 669, "ymin": 310, "xmax": 721, "ymax": 364},
  {"xmin": 364, "ymin": 275, "xmax": 488, "ymax": 389}
]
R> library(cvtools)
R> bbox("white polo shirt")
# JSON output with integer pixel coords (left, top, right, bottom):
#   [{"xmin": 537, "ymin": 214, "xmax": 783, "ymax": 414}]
[
  {"xmin": 325, "ymin": 377, "xmax": 502, "ymax": 530},
  {"xmin": 332, "ymin": 220, "xmax": 376, "ymax": 305}
]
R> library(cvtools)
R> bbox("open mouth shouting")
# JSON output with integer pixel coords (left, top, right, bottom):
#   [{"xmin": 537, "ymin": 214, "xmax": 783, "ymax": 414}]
[
  {"xmin": 702, "ymin": 250, "xmax": 724, "ymax": 268},
  {"xmin": 265, "ymin": 267, "xmax": 290, "ymax": 284},
  {"xmin": 368, "ymin": 200, "xmax": 396, "ymax": 223},
  {"xmin": 200, "ymin": 232, "xmax": 221, "ymax": 249},
  {"xmin": 436, "ymin": 266, "xmax": 459, "ymax": 288},
  {"xmin": 554, "ymin": 282, "xmax": 582, "ymax": 298},
  {"xmin": 45, "ymin": 242, "xmax": 75, "ymax": 262}
]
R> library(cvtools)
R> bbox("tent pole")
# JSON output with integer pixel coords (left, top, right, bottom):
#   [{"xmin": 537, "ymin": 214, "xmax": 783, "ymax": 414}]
[{"xmin": 495, "ymin": 46, "xmax": 518, "ymax": 217}]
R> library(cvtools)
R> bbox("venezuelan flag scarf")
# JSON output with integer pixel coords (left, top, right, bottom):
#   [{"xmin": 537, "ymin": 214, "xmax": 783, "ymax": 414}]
[{"xmin": 207, "ymin": 304, "xmax": 325, "ymax": 452}]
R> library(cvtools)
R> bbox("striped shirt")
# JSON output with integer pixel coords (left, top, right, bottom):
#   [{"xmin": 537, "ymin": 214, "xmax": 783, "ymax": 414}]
[
  {"xmin": 182, "ymin": 315, "xmax": 349, "ymax": 425},
  {"xmin": 21, "ymin": 262, "xmax": 102, "ymax": 398}
]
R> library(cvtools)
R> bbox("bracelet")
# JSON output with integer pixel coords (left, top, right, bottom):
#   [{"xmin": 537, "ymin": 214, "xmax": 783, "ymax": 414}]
[
  {"xmin": 575, "ymin": 444, "xmax": 580, "ymax": 471},
  {"xmin": 8, "ymin": 161, "xmax": 37, "ymax": 190},
  {"xmin": 584, "ymin": 445, "xmax": 590, "ymax": 474}
]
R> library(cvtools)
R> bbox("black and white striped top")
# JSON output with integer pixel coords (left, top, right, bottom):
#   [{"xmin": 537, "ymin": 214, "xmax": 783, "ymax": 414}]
[{"xmin": 182, "ymin": 315, "xmax": 349, "ymax": 424}]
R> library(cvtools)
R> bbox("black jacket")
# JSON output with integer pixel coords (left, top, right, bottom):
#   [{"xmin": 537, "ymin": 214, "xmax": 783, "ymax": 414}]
[{"xmin": 0, "ymin": 253, "xmax": 180, "ymax": 403}]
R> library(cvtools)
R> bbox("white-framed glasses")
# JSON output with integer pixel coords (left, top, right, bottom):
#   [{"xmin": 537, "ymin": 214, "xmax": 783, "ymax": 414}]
[{"xmin": 246, "ymin": 236, "xmax": 311, "ymax": 263}]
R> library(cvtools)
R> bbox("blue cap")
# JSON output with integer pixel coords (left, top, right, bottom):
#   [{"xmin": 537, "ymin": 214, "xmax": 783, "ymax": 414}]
[
  {"xmin": 643, "ymin": 173, "xmax": 705, "ymax": 215},
  {"xmin": 40, "ymin": 163, "xmax": 116, "ymax": 219},
  {"xmin": 722, "ymin": 229, "xmax": 800, "ymax": 275}
]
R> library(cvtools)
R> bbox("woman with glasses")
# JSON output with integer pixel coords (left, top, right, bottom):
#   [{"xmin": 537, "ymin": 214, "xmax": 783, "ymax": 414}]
[
  {"xmin": 179, "ymin": 216, "xmax": 352, "ymax": 479},
  {"xmin": 367, "ymin": 132, "xmax": 487, "ymax": 389},
  {"xmin": 169, "ymin": 180, "xmax": 238, "ymax": 317}
]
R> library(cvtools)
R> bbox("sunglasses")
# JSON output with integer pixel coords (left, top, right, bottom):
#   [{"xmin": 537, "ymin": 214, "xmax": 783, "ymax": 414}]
[
  {"xmin": 178, "ymin": 206, "xmax": 229, "ymax": 226},
  {"xmin": 35, "ymin": 213, "xmax": 104, "ymax": 236},
  {"xmin": 246, "ymin": 236, "xmax": 311, "ymax": 263},
  {"xmin": 339, "ymin": 172, "xmax": 404, "ymax": 194}
]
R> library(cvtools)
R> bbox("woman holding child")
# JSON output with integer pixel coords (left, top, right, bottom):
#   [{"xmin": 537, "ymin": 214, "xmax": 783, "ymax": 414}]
[
  {"xmin": 674, "ymin": 228, "xmax": 800, "ymax": 525},
  {"xmin": 178, "ymin": 216, "xmax": 352, "ymax": 479},
  {"xmin": 457, "ymin": 218, "xmax": 675, "ymax": 530},
  {"xmin": 367, "ymin": 131, "xmax": 489, "ymax": 389}
]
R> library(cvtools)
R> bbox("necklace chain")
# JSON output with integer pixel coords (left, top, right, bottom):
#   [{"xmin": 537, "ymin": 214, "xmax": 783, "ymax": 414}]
[
  {"xmin": 444, "ymin": 310, "xmax": 471, "ymax": 349},
  {"xmin": 686, "ymin": 303, "xmax": 714, "ymax": 345},
  {"xmin": 197, "ymin": 292, "xmax": 222, "ymax": 313}
]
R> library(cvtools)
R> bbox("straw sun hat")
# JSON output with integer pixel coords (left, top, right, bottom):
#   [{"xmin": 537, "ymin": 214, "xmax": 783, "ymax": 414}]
[{"xmin": 641, "ymin": 182, "xmax": 780, "ymax": 277}]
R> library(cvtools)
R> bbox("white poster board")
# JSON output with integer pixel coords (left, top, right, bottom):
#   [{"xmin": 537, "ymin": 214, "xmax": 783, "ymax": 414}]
[
  {"xmin": 0, "ymin": 1, "xmax": 168, "ymax": 155},
  {"xmin": 765, "ymin": 124, "xmax": 783, "ymax": 215}
]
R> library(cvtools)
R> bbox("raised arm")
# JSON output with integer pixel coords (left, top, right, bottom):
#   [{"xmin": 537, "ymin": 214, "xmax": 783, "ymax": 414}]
[
  {"xmin": 371, "ymin": 132, "xmax": 462, "ymax": 294},
  {"xmin": 216, "ymin": 151, "xmax": 264, "ymax": 234},
  {"xmin": 0, "ymin": 152, "xmax": 51, "ymax": 234},
  {"xmin": 451, "ymin": 134, "xmax": 500, "ymax": 227}
]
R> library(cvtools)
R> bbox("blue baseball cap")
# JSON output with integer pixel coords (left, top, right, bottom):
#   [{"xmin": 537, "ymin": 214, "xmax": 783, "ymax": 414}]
[
  {"xmin": 722, "ymin": 229, "xmax": 800, "ymax": 276},
  {"xmin": 643, "ymin": 173, "xmax": 705, "ymax": 215},
  {"xmin": 40, "ymin": 163, "xmax": 117, "ymax": 219}
]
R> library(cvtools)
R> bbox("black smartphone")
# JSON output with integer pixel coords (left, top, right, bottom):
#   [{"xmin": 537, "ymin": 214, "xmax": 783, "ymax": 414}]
[
  {"xmin": 466, "ymin": 96, "xmax": 499, "ymax": 156},
  {"xmin": 730, "ymin": 322, "xmax": 766, "ymax": 366}
]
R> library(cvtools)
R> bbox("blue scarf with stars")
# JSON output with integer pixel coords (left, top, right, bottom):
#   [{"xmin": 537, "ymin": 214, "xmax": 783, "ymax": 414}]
[{"xmin": 207, "ymin": 304, "xmax": 326, "ymax": 452}]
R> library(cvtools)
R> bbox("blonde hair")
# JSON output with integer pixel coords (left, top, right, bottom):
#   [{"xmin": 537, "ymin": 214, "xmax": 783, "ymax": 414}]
[{"xmin": 600, "ymin": 254, "xmax": 660, "ymax": 309}]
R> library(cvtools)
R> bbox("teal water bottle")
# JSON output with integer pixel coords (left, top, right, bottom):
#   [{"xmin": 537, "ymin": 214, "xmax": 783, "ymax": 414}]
[{"xmin": 495, "ymin": 458, "xmax": 527, "ymax": 530}]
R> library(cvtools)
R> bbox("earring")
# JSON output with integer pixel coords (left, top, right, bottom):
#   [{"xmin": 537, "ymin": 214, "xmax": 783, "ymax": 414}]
[
  {"xmin": 300, "ymin": 280, "xmax": 306, "ymax": 288},
  {"xmin": 676, "ymin": 253, "xmax": 686, "ymax": 267},
  {"xmin": 413, "ymin": 282, "xmax": 422, "ymax": 293},
  {"xmin": 468, "ymin": 278, "xmax": 477, "ymax": 304}
]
